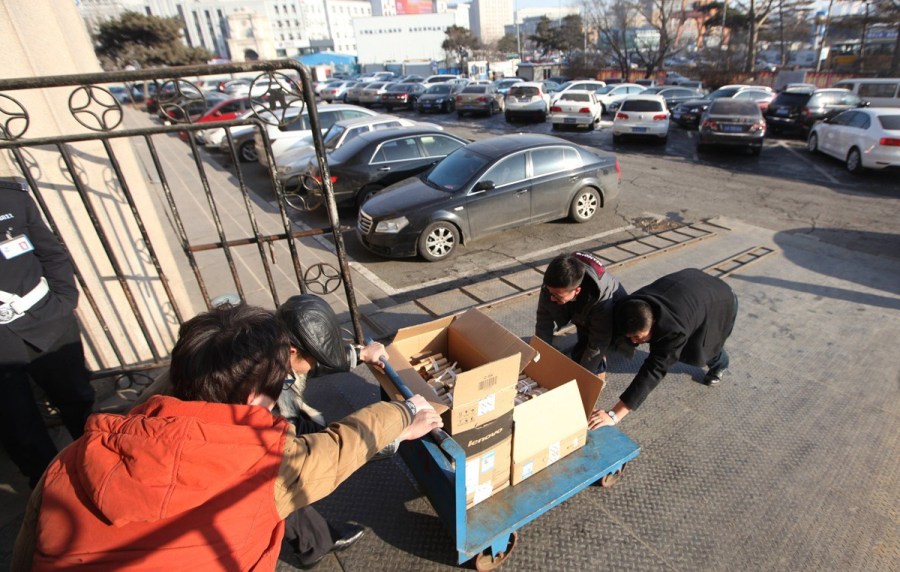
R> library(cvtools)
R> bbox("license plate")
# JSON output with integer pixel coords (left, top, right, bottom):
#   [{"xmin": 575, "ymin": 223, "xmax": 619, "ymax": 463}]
[
  {"xmin": 632, "ymin": 127, "xmax": 648, "ymax": 133},
  {"xmin": 519, "ymin": 98, "xmax": 531, "ymax": 102},
  {"xmin": 722, "ymin": 124, "xmax": 742, "ymax": 133},
  {"xmin": 564, "ymin": 118, "xmax": 576, "ymax": 123},
  {"xmin": 673, "ymin": 112, "xmax": 682, "ymax": 119},
  {"xmin": 776, "ymin": 107, "xmax": 789, "ymax": 116}
]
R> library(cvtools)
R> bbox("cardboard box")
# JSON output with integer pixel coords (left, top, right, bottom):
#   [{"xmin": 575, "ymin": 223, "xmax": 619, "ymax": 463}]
[
  {"xmin": 454, "ymin": 413, "xmax": 513, "ymax": 508},
  {"xmin": 375, "ymin": 309, "xmax": 538, "ymax": 434},
  {"xmin": 510, "ymin": 336, "xmax": 605, "ymax": 485}
]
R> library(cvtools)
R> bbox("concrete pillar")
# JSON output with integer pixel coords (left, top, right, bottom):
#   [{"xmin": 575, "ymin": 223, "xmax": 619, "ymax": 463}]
[{"xmin": 0, "ymin": 1, "xmax": 194, "ymax": 370}]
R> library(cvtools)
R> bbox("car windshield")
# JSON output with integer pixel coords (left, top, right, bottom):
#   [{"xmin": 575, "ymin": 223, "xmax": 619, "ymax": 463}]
[
  {"xmin": 878, "ymin": 115, "xmax": 900, "ymax": 129},
  {"xmin": 426, "ymin": 84, "xmax": 452, "ymax": 94},
  {"xmin": 509, "ymin": 86, "xmax": 539, "ymax": 97},
  {"xmin": 709, "ymin": 87, "xmax": 740, "ymax": 99},
  {"xmin": 709, "ymin": 100, "xmax": 760, "ymax": 115},
  {"xmin": 425, "ymin": 148, "xmax": 490, "ymax": 191},
  {"xmin": 621, "ymin": 99, "xmax": 664, "ymax": 111},
  {"xmin": 771, "ymin": 93, "xmax": 810, "ymax": 105},
  {"xmin": 322, "ymin": 125, "xmax": 346, "ymax": 150},
  {"xmin": 498, "ymin": 80, "xmax": 520, "ymax": 88}
]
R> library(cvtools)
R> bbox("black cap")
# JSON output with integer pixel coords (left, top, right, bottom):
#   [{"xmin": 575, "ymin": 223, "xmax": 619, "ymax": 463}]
[{"xmin": 276, "ymin": 294, "xmax": 349, "ymax": 373}]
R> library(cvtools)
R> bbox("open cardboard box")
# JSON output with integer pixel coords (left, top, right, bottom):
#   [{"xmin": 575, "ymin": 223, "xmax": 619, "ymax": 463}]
[
  {"xmin": 510, "ymin": 336, "xmax": 606, "ymax": 485},
  {"xmin": 373, "ymin": 308, "xmax": 538, "ymax": 434}
]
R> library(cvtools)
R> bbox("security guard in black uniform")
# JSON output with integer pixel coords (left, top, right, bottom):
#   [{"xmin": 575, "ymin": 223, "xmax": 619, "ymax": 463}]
[{"xmin": 0, "ymin": 177, "xmax": 94, "ymax": 488}]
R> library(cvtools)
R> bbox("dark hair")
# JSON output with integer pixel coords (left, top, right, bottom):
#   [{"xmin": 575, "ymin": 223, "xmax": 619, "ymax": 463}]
[
  {"xmin": 543, "ymin": 253, "xmax": 586, "ymax": 290},
  {"xmin": 615, "ymin": 299, "xmax": 654, "ymax": 336},
  {"xmin": 169, "ymin": 304, "xmax": 290, "ymax": 405}
]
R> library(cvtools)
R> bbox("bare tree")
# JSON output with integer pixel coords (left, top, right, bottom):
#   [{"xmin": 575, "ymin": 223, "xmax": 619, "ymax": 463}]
[
  {"xmin": 580, "ymin": 0, "xmax": 642, "ymax": 77},
  {"xmin": 632, "ymin": 0, "xmax": 690, "ymax": 75}
]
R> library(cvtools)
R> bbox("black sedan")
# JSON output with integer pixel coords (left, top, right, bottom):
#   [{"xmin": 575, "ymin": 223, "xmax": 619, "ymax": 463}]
[
  {"xmin": 638, "ymin": 86, "xmax": 705, "ymax": 109},
  {"xmin": 357, "ymin": 134, "xmax": 620, "ymax": 262},
  {"xmin": 416, "ymin": 83, "xmax": 462, "ymax": 114},
  {"xmin": 671, "ymin": 98, "xmax": 712, "ymax": 128},
  {"xmin": 697, "ymin": 99, "xmax": 766, "ymax": 155},
  {"xmin": 381, "ymin": 83, "xmax": 426, "ymax": 112},
  {"xmin": 305, "ymin": 126, "xmax": 468, "ymax": 209}
]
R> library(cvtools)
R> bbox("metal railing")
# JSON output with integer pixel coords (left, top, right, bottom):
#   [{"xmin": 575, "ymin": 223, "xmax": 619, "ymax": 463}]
[{"xmin": 0, "ymin": 60, "xmax": 362, "ymax": 378}]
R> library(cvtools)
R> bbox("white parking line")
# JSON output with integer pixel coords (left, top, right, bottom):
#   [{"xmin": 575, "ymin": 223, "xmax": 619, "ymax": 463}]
[{"xmin": 776, "ymin": 139, "xmax": 840, "ymax": 185}]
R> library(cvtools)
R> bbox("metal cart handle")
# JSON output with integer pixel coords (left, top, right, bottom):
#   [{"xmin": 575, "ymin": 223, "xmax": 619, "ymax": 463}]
[{"xmin": 366, "ymin": 338, "xmax": 457, "ymax": 453}]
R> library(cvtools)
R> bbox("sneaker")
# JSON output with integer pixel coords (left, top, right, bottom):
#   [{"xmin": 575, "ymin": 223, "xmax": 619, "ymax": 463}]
[{"xmin": 704, "ymin": 368, "xmax": 727, "ymax": 386}]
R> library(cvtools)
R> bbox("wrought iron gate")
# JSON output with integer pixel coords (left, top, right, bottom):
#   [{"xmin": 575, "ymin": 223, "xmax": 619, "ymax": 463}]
[{"xmin": 0, "ymin": 60, "xmax": 361, "ymax": 379}]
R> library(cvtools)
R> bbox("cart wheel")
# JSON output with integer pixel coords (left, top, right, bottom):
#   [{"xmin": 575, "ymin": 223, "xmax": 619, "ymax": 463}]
[
  {"xmin": 599, "ymin": 462, "xmax": 628, "ymax": 488},
  {"xmin": 474, "ymin": 532, "xmax": 517, "ymax": 571}
]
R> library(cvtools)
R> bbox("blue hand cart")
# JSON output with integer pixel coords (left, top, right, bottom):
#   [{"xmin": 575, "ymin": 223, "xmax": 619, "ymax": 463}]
[{"xmin": 381, "ymin": 359, "xmax": 641, "ymax": 570}]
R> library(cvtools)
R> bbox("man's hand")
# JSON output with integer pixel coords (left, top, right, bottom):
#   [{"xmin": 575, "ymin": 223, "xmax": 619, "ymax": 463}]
[
  {"xmin": 398, "ymin": 394, "xmax": 443, "ymax": 441},
  {"xmin": 588, "ymin": 408, "xmax": 616, "ymax": 430},
  {"xmin": 359, "ymin": 341, "xmax": 388, "ymax": 367}
]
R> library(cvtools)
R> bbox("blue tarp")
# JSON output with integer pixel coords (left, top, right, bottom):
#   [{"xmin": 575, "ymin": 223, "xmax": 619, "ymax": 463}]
[{"xmin": 294, "ymin": 52, "xmax": 357, "ymax": 67}]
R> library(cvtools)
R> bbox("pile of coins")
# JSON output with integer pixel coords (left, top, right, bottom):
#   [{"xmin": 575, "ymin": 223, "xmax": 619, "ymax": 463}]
[
  {"xmin": 410, "ymin": 352, "xmax": 463, "ymax": 407},
  {"xmin": 515, "ymin": 374, "xmax": 546, "ymax": 405}
]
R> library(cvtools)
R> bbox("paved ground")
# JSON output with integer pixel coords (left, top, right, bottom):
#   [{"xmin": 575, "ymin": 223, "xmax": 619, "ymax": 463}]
[{"xmin": 3, "ymin": 212, "xmax": 897, "ymax": 571}]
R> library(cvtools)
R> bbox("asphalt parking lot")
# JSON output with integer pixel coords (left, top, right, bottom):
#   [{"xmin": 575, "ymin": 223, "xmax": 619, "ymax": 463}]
[{"xmin": 203, "ymin": 101, "xmax": 899, "ymax": 299}]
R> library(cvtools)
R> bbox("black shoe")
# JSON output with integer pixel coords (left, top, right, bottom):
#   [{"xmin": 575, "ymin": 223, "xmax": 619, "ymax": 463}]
[
  {"xmin": 704, "ymin": 368, "xmax": 727, "ymax": 386},
  {"xmin": 298, "ymin": 524, "xmax": 366, "ymax": 569},
  {"xmin": 331, "ymin": 524, "xmax": 365, "ymax": 552}
]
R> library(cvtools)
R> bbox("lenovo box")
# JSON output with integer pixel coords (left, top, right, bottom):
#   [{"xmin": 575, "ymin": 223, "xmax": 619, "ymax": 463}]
[
  {"xmin": 374, "ymin": 308, "xmax": 537, "ymax": 434},
  {"xmin": 454, "ymin": 412, "xmax": 513, "ymax": 508},
  {"xmin": 510, "ymin": 336, "xmax": 605, "ymax": 485}
]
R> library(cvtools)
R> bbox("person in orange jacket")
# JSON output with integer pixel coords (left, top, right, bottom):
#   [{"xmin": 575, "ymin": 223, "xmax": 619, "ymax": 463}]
[{"xmin": 12, "ymin": 303, "xmax": 441, "ymax": 570}]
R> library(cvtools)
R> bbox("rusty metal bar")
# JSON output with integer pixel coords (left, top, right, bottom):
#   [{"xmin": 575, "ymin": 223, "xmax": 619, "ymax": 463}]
[
  {"xmin": 187, "ymin": 226, "xmax": 353, "ymax": 252},
  {"xmin": 184, "ymin": 124, "xmax": 246, "ymax": 302},
  {"xmin": 143, "ymin": 134, "xmax": 213, "ymax": 310},
  {"xmin": 208, "ymin": 131, "xmax": 282, "ymax": 308},
  {"xmin": 298, "ymin": 66, "xmax": 365, "ymax": 343},
  {"xmin": 56, "ymin": 142, "xmax": 161, "ymax": 362},
  {"xmin": 101, "ymin": 138, "xmax": 184, "ymax": 324},
  {"xmin": 250, "ymin": 128, "xmax": 308, "ymax": 298}
]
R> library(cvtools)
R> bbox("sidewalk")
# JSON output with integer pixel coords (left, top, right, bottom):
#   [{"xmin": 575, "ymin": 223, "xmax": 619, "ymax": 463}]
[{"xmin": 4, "ymin": 214, "xmax": 896, "ymax": 570}]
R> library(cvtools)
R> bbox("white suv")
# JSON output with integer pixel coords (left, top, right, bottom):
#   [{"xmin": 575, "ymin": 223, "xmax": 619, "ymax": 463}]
[{"xmin": 504, "ymin": 82, "xmax": 552, "ymax": 123}]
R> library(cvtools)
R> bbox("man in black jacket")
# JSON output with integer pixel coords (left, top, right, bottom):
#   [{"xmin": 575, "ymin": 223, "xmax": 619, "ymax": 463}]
[
  {"xmin": 0, "ymin": 178, "xmax": 94, "ymax": 488},
  {"xmin": 535, "ymin": 251, "xmax": 628, "ymax": 376},
  {"xmin": 589, "ymin": 268, "xmax": 738, "ymax": 429}
]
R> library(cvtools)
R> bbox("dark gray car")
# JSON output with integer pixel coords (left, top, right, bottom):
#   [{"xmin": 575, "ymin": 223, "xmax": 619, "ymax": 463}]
[
  {"xmin": 697, "ymin": 99, "xmax": 766, "ymax": 155},
  {"xmin": 357, "ymin": 134, "xmax": 620, "ymax": 261}
]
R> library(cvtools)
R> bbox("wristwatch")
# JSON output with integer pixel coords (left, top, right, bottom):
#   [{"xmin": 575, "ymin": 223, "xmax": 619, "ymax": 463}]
[{"xmin": 607, "ymin": 409, "xmax": 619, "ymax": 425}]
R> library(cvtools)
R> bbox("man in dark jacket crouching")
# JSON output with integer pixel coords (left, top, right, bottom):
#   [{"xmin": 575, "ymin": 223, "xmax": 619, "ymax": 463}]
[{"xmin": 589, "ymin": 268, "xmax": 738, "ymax": 429}]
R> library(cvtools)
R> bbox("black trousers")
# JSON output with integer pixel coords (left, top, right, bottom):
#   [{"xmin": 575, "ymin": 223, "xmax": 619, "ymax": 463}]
[
  {"xmin": 282, "ymin": 411, "xmax": 335, "ymax": 565},
  {"xmin": 0, "ymin": 318, "xmax": 94, "ymax": 488}
]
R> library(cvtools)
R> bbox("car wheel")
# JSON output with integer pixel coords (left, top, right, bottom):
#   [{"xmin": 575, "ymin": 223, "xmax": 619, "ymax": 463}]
[
  {"xmin": 587, "ymin": 121, "xmax": 594, "ymax": 131},
  {"xmin": 238, "ymin": 140, "xmax": 257, "ymax": 163},
  {"xmin": 807, "ymin": 132, "xmax": 819, "ymax": 153},
  {"xmin": 457, "ymin": 110, "xmax": 464, "ymax": 118},
  {"xmin": 570, "ymin": 187, "xmax": 600, "ymax": 223},
  {"xmin": 600, "ymin": 103, "xmax": 606, "ymax": 115},
  {"xmin": 385, "ymin": 105, "xmax": 393, "ymax": 112},
  {"xmin": 418, "ymin": 221, "xmax": 459, "ymax": 262},
  {"xmin": 750, "ymin": 145, "xmax": 762, "ymax": 156},
  {"xmin": 658, "ymin": 134, "xmax": 668, "ymax": 145},
  {"xmin": 505, "ymin": 112, "xmax": 512, "ymax": 123},
  {"xmin": 697, "ymin": 143, "xmax": 706, "ymax": 153},
  {"xmin": 552, "ymin": 123, "xmax": 559, "ymax": 131},
  {"xmin": 612, "ymin": 134, "xmax": 621, "ymax": 145},
  {"xmin": 357, "ymin": 185, "xmax": 382, "ymax": 209},
  {"xmin": 846, "ymin": 147, "xmax": 864, "ymax": 175},
  {"xmin": 539, "ymin": 110, "xmax": 547, "ymax": 122}
]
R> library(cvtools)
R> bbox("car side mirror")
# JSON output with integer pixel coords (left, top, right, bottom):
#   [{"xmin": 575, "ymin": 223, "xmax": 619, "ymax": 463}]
[
  {"xmin": 473, "ymin": 180, "xmax": 495, "ymax": 192},
  {"xmin": 860, "ymin": 101, "xmax": 870, "ymax": 107}
]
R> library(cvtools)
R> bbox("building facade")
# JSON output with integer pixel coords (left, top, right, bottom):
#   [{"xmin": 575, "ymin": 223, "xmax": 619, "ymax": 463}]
[{"xmin": 469, "ymin": 0, "xmax": 512, "ymax": 44}]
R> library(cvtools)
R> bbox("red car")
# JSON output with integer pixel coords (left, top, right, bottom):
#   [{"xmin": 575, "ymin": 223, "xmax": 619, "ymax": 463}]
[{"xmin": 177, "ymin": 97, "xmax": 263, "ymax": 141}]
